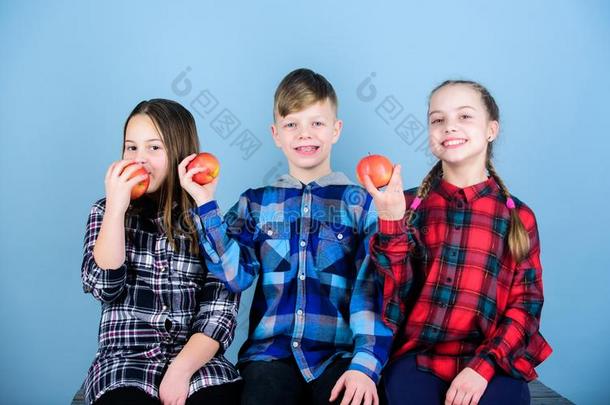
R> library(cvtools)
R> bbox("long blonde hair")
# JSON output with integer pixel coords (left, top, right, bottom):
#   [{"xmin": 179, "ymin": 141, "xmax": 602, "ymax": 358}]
[{"xmin": 406, "ymin": 81, "xmax": 530, "ymax": 263}]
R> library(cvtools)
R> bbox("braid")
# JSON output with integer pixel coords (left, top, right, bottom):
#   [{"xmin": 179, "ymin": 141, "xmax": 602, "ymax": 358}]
[
  {"xmin": 405, "ymin": 161, "xmax": 443, "ymax": 225},
  {"xmin": 487, "ymin": 160, "xmax": 530, "ymax": 263}
]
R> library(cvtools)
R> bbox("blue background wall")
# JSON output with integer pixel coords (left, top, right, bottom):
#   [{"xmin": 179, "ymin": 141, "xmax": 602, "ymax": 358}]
[{"xmin": 1, "ymin": 1, "xmax": 608, "ymax": 403}]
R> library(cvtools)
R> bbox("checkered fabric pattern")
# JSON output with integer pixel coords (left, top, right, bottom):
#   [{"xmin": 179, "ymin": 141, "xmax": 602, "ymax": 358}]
[
  {"xmin": 195, "ymin": 172, "xmax": 393, "ymax": 383},
  {"xmin": 370, "ymin": 177, "xmax": 552, "ymax": 382},
  {"xmin": 81, "ymin": 199, "xmax": 240, "ymax": 404}
]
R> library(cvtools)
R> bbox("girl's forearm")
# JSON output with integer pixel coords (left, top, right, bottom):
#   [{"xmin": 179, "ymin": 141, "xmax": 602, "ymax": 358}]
[
  {"xmin": 92, "ymin": 209, "xmax": 127, "ymax": 269},
  {"xmin": 167, "ymin": 333, "xmax": 220, "ymax": 378}
]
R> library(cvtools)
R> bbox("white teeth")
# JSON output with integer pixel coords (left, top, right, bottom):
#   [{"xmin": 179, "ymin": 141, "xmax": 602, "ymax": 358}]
[
  {"xmin": 296, "ymin": 146, "xmax": 318, "ymax": 152},
  {"xmin": 443, "ymin": 139, "xmax": 467, "ymax": 147}
]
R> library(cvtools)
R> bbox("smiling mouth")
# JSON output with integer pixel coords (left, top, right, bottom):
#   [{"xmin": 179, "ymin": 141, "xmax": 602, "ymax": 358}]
[
  {"xmin": 294, "ymin": 146, "xmax": 320, "ymax": 154},
  {"xmin": 442, "ymin": 139, "xmax": 468, "ymax": 148}
]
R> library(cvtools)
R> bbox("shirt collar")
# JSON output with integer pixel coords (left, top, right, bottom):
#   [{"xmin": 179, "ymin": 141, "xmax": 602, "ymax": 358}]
[
  {"xmin": 435, "ymin": 176, "xmax": 498, "ymax": 203},
  {"xmin": 273, "ymin": 172, "xmax": 353, "ymax": 189}
]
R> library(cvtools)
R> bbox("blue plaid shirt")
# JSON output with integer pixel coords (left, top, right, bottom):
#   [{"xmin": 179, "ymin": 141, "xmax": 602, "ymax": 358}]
[{"xmin": 194, "ymin": 172, "xmax": 392, "ymax": 383}]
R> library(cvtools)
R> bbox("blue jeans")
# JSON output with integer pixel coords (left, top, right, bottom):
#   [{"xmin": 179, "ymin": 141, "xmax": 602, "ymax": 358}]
[{"xmin": 382, "ymin": 355, "xmax": 530, "ymax": 405}]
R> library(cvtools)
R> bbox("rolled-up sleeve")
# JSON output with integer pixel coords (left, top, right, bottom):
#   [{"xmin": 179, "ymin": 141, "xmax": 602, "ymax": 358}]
[
  {"xmin": 190, "ymin": 271, "xmax": 240, "ymax": 353},
  {"xmin": 81, "ymin": 200, "xmax": 127, "ymax": 303}
]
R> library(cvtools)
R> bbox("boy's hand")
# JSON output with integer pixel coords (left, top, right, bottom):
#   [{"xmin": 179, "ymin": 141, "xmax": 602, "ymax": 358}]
[
  {"xmin": 104, "ymin": 159, "xmax": 147, "ymax": 216},
  {"xmin": 158, "ymin": 365, "xmax": 190, "ymax": 405},
  {"xmin": 178, "ymin": 153, "xmax": 218, "ymax": 207},
  {"xmin": 444, "ymin": 367, "xmax": 488, "ymax": 405},
  {"xmin": 329, "ymin": 370, "xmax": 379, "ymax": 405},
  {"xmin": 361, "ymin": 164, "xmax": 406, "ymax": 221}
]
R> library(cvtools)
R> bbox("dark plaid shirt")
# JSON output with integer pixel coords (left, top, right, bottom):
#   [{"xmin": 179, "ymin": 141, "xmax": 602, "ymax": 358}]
[
  {"xmin": 81, "ymin": 199, "xmax": 240, "ymax": 404},
  {"xmin": 370, "ymin": 177, "xmax": 552, "ymax": 382}
]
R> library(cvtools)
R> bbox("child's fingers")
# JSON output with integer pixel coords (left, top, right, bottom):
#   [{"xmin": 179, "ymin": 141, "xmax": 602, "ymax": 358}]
[
  {"xmin": 185, "ymin": 166, "xmax": 208, "ymax": 182},
  {"xmin": 118, "ymin": 162, "xmax": 144, "ymax": 181},
  {"xmin": 339, "ymin": 384, "xmax": 356, "ymax": 405},
  {"xmin": 362, "ymin": 175, "xmax": 382, "ymax": 200},
  {"xmin": 105, "ymin": 161, "xmax": 118, "ymax": 183},
  {"xmin": 387, "ymin": 164, "xmax": 403, "ymax": 190},
  {"xmin": 178, "ymin": 153, "xmax": 198, "ymax": 175},
  {"xmin": 111, "ymin": 159, "xmax": 136, "ymax": 179},
  {"xmin": 445, "ymin": 385, "xmax": 458, "ymax": 405},
  {"xmin": 125, "ymin": 173, "xmax": 148, "ymax": 187},
  {"xmin": 329, "ymin": 375, "xmax": 345, "ymax": 402}
]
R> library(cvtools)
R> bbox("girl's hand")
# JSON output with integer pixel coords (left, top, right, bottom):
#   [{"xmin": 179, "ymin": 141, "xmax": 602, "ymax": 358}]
[
  {"xmin": 178, "ymin": 154, "xmax": 218, "ymax": 207},
  {"xmin": 159, "ymin": 366, "xmax": 190, "ymax": 405},
  {"xmin": 361, "ymin": 164, "xmax": 406, "ymax": 221},
  {"xmin": 104, "ymin": 160, "xmax": 147, "ymax": 216},
  {"xmin": 444, "ymin": 367, "xmax": 488, "ymax": 405}
]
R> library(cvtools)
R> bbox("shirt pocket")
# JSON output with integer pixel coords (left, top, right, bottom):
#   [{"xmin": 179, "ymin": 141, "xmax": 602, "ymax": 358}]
[
  {"xmin": 258, "ymin": 221, "xmax": 292, "ymax": 272},
  {"xmin": 315, "ymin": 222, "xmax": 355, "ymax": 278}
]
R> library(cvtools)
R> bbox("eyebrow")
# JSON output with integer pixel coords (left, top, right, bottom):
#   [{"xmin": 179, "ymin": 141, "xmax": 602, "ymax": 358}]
[
  {"xmin": 428, "ymin": 105, "xmax": 477, "ymax": 116},
  {"xmin": 124, "ymin": 139, "xmax": 162, "ymax": 143}
]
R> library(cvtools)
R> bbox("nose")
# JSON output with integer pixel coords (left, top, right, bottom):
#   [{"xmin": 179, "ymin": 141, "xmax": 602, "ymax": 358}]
[
  {"xmin": 134, "ymin": 149, "xmax": 148, "ymax": 164},
  {"xmin": 444, "ymin": 119, "xmax": 457, "ymax": 134},
  {"xmin": 297, "ymin": 128, "xmax": 312, "ymax": 140}
]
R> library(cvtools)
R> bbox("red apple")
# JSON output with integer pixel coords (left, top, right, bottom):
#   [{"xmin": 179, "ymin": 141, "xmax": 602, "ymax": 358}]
[
  {"xmin": 356, "ymin": 154, "xmax": 393, "ymax": 188},
  {"xmin": 121, "ymin": 162, "xmax": 150, "ymax": 200},
  {"xmin": 187, "ymin": 152, "xmax": 220, "ymax": 185}
]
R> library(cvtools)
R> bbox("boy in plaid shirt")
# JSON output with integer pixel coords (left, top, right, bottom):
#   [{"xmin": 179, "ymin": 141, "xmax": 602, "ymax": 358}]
[{"xmin": 183, "ymin": 69, "xmax": 392, "ymax": 405}]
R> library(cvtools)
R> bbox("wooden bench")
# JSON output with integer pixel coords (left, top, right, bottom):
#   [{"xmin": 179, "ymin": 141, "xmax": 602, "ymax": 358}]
[{"xmin": 71, "ymin": 380, "xmax": 573, "ymax": 404}]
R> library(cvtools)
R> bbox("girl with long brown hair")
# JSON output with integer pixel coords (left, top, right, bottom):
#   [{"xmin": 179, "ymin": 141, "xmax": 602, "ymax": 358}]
[{"xmin": 81, "ymin": 99, "xmax": 241, "ymax": 405}]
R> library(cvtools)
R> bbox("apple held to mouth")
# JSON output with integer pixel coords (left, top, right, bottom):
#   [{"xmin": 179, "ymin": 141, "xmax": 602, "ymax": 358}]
[
  {"xmin": 121, "ymin": 162, "xmax": 150, "ymax": 200},
  {"xmin": 187, "ymin": 152, "xmax": 220, "ymax": 185},
  {"xmin": 356, "ymin": 154, "xmax": 393, "ymax": 188}
]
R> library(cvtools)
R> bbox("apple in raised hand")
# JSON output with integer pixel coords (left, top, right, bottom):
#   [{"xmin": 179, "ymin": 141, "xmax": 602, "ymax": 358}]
[
  {"xmin": 187, "ymin": 152, "xmax": 220, "ymax": 185},
  {"xmin": 356, "ymin": 154, "xmax": 393, "ymax": 188}
]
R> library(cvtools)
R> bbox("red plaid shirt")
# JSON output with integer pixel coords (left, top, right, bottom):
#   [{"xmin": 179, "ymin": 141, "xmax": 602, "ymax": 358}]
[{"xmin": 370, "ymin": 177, "xmax": 551, "ymax": 382}]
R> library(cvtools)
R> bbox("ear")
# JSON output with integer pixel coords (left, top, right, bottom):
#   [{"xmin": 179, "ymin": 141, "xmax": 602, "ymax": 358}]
[
  {"xmin": 270, "ymin": 123, "xmax": 282, "ymax": 148},
  {"xmin": 487, "ymin": 120, "xmax": 499, "ymax": 142},
  {"xmin": 331, "ymin": 119, "xmax": 343, "ymax": 144}
]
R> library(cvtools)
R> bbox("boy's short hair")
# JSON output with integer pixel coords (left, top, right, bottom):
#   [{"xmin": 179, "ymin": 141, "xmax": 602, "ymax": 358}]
[{"xmin": 273, "ymin": 68, "xmax": 338, "ymax": 120}]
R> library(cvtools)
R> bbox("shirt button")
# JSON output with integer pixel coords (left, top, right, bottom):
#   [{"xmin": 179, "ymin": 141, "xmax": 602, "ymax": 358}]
[
  {"xmin": 297, "ymin": 309, "xmax": 303, "ymax": 316},
  {"xmin": 337, "ymin": 233, "xmax": 343, "ymax": 240},
  {"xmin": 300, "ymin": 240, "xmax": 307, "ymax": 248},
  {"xmin": 439, "ymin": 303, "xmax": 447, "ymax": 308},
  {"xmin": 454, "ymin": 225, "xmax": 461, "ymax": 230},
  {"xmin": 446, "ymin": 277, "xmax": 453, "ymax": 283},
  {"xmin": 303, "ymin": 206, "xmax": 309, "ymax": 213},
  {"xmin": 160, "ymin": 267, "xmax": 166, "ymax": 272},
  {"xmin": 266, "ymin": 229, "xmax": 274, "ymax": 236},
  {"xmin": 299, "ymin": 274, "xmax": 306, "ymax": 281},
  {"xmin": 292, "ymin": 341, "xmax": 299, "ymax": 348},
  {"xmin": 162, "ymin": 305, "xmax": 168, "ymax": 311}
]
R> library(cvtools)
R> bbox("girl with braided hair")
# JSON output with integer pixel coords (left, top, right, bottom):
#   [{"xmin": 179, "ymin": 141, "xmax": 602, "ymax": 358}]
[{"xmin": 362, "ymin": 81, "xmax": 552, "ymax": 405}]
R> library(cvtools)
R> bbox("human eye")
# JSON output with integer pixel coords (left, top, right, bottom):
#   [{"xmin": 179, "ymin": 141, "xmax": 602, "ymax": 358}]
[
  {"xmin": 313, "ymin": 121, "xmax": 325, "ymax": 127},
  {"xmin": 284, "ymin": 122, "xmax": 296, "ymax": 129},
  {"xmin": 430, "ymin": 117, "xmax": 443, "ymax": 125}
]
